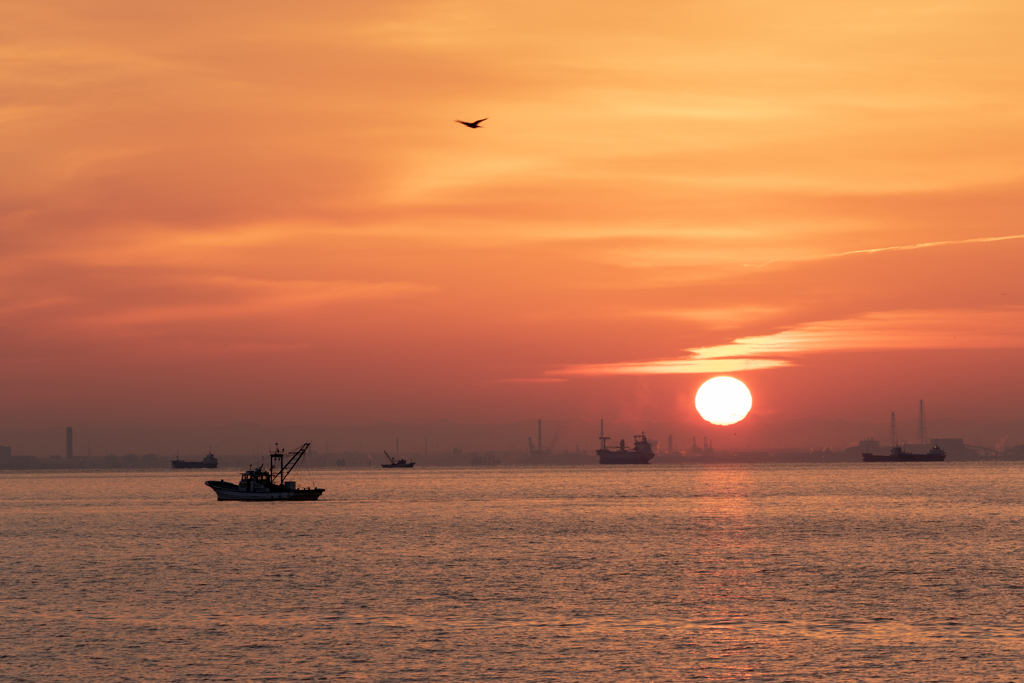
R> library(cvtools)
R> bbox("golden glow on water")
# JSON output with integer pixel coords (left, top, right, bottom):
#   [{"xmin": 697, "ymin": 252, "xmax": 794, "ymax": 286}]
[{"xmin": 4, "ymin": 466, "xmax": 1024, "ymax": 680}]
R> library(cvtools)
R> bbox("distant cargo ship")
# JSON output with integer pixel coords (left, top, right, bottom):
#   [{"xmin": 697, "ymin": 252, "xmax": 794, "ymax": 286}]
[
  {"xmin": 598, "ymin": 432, "xmax": 655, "ymax": 465},
  {"xmin": 172, "ymin": 452, "xmax": 218, "ymax": 469},
  {"xmin": 863, "ymin": 445, "xmax": 946, "ymax": 462}
]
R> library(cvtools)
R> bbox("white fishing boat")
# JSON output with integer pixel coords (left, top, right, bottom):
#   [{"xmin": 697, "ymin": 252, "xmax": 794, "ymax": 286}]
[{"xmin": 206, "ymin": 442, "xmax": 324, "ymax": 501}]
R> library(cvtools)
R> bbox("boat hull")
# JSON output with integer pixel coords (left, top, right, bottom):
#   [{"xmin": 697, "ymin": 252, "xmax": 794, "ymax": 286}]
[
  {"xmin": 862, "ymin": 453, "xmax": 946, "ymax": 462},
  {"xmin": 381, "ymin": 463, "xmax": 415, "ymax": 468},
  {"xmin": 598, "ymin": 450, "xmax": 654, "ymax": 465},
  {"xmin": 897, "ymin": 453, "xmax": 946, "ymax": 462},
  {"xmin": 205, "ymin": 480, "xmax": 324, "ymax": 501}
]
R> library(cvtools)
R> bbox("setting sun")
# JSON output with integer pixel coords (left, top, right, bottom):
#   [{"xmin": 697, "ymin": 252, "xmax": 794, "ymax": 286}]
[{"xmin": 695, "ymin": 377, "xmax": 753, "ymax": 426}]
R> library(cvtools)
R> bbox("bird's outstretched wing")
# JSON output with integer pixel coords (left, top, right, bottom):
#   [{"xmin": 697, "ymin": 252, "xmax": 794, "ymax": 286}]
[
  {"xmin": 472, "ymin": 118, "xmax": 488, "ymax": 125},
  {"xmin": 456, "ymin": 120, "xmax": 474, "ymax": 127}
]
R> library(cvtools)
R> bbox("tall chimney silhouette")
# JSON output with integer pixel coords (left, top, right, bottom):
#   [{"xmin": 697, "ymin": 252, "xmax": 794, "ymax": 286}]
[
  {"xmin": 66, "ymin": 427, "xmax": 73, "ymax": 459},
  {"xmin": 918, "ymin": 400, "xmax": 927, "ymax": 445}
]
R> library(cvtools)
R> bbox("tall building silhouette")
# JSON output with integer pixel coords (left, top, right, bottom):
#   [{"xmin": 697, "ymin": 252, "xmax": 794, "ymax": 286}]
[{"xmin": 917, "ymin": 400, "xmax": 928, "ymax": 445}]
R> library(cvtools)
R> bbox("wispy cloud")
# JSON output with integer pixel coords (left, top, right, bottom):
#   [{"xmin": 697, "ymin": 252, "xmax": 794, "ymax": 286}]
[
  {"xmin": 490, "ymin": 377, "xmax": 569, "ymax": 383},
  {"xmin": 553, "ymin": 308, "xmax": 1024, "ymax": 376},
  {"xmin": 77, "ymin": 278, "xmax": 433, "ymax": 327},
  {"xmin": 554, "ymin": 358, "xmax": 790, "ymax": 376}
]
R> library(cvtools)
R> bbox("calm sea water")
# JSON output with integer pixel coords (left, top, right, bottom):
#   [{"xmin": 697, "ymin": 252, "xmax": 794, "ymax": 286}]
[{"xmin": 3, "ymin": 464, "xmax": 1024, "ymax": 682}]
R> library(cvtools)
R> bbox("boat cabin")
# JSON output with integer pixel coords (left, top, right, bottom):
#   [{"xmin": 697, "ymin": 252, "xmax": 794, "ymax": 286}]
[{"xmin": 237, "ymin": 466, "xmax": 296, "ymax": 492}]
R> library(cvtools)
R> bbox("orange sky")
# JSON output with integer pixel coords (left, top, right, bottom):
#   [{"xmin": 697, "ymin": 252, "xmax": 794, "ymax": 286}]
[{"xmin": 3, "ymin": 0, "xmax": 1023, "ymax": 438}]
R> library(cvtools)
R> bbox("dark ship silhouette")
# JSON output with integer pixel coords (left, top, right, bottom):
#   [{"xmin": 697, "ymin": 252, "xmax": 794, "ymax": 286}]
[
  {"xmin": 863, "ymin": 445, "xmax": 946, "ymax": 462},
  {"xmin": 598, "ymin": 431, "xmax": 655, "ymax": 465},
  {"xmin": 863, "ymin": 410, "xmax": 946, "ymax": 462},
  {"xmin": 381, "ymin": 451, "xmax": 415, "ymax": 468},
  {"xmin": 172, "ymin": 451, "xmax": 218, "ymax": 469}
]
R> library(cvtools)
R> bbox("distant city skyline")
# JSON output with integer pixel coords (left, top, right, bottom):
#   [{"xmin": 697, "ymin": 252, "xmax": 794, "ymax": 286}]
[{"xmin": 2, "ymin": 411, "xmax": 1021, "ymax": 462}]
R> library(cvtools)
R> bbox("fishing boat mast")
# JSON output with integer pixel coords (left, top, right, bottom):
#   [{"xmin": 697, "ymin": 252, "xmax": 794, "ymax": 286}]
[{"xmin": 269, "ymin": 442, "xmax": 310, "ymax": 486}]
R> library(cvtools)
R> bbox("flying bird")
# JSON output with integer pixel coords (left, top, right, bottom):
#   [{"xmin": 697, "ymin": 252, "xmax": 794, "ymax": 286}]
[{"xmin": 456, "ymin": 118, "xmax": 488, "ymax": 128}]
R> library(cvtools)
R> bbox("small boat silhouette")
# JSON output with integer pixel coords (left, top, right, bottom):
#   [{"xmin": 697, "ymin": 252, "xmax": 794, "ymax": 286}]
[{"xmin": 381, "ymin": 451, "xmax": 415, "ymax": 468}]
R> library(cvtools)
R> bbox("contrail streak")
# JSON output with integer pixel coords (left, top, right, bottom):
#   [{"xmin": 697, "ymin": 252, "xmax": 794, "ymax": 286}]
[{"xmin": 747, "ymin": 233, "xmax": 1024, "ymax": 267}]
